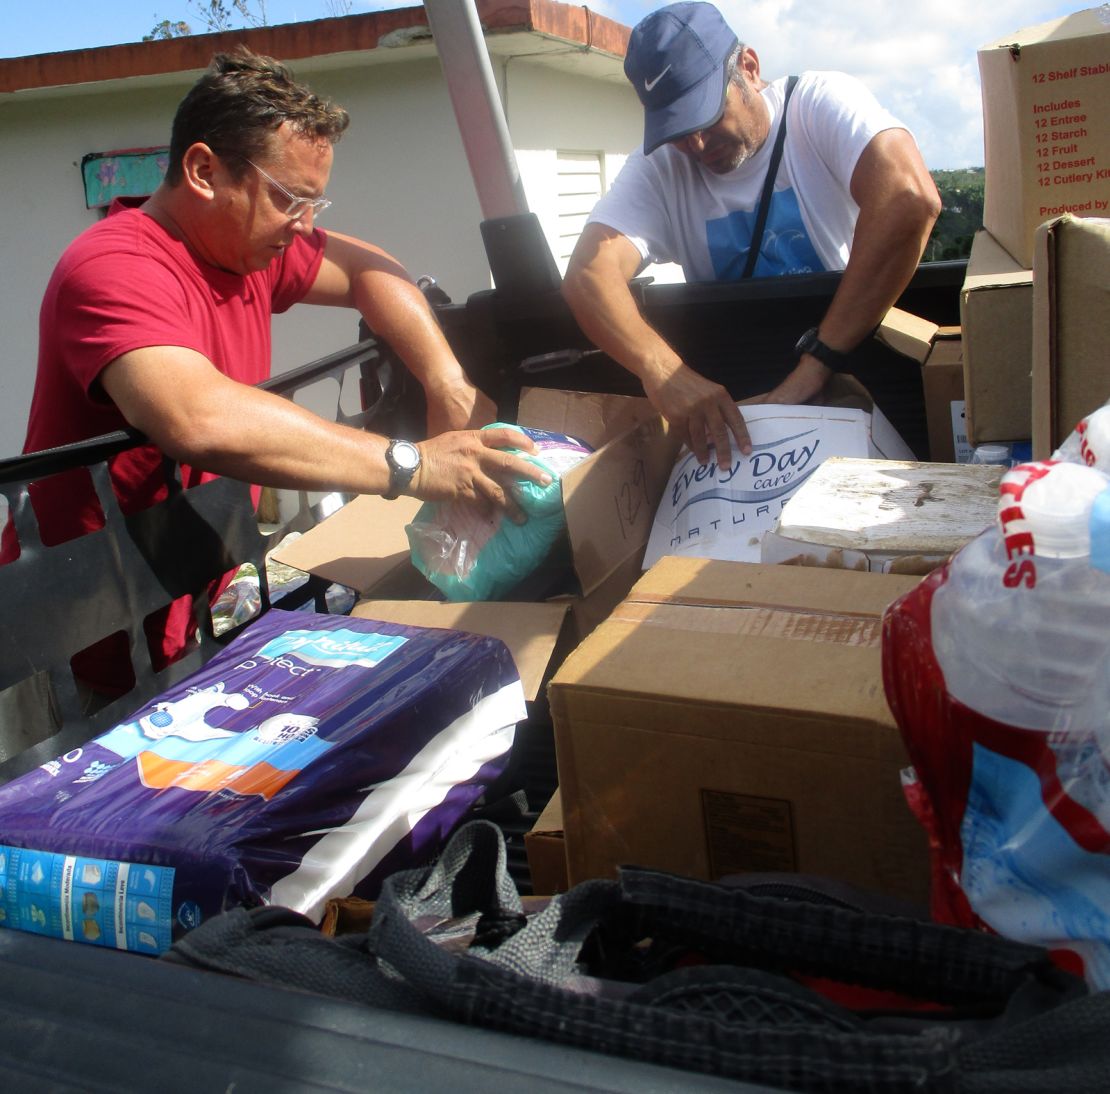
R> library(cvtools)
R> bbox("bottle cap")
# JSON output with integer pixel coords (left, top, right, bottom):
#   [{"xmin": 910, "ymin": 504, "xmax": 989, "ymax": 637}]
[
  {"xmin": 1000, "ymin": 461, "xmax": 1110, "ymax": 558},
  {"xmin": 972, "ymin": 443, "xmax": 1011, "ymax": 466}
]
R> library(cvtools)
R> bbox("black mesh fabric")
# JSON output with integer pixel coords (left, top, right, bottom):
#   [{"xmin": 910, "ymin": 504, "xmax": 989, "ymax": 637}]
[{"xmin": 168, "ymin": 821, "xmax": 1110, "ymax": 1093}]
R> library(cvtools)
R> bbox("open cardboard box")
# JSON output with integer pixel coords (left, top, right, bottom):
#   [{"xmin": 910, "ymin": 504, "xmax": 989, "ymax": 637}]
[
  {"xmin": 643, "ymin": 374, "xmax": 916, "ymax": 569},
  {"xmin": 1032, "ymin": 213, "xmax": 1110, "ymax": 458},
  {"xmin": 272, "ymin": 387, "xmax": 683, "ymax": 682},
  {"xmin": 548, "ymin": 557, "xmax": 931, "ymax": 904}
]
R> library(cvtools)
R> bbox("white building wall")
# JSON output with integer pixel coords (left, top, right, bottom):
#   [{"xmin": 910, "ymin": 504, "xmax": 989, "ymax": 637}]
[{"xmin": 0, "ymin": 46, "xmax": 645, "ymax": 457}]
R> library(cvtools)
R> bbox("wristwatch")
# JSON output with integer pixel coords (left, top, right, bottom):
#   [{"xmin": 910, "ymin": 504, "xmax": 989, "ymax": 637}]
[
  {"xmin": 794, "ymin": 327, "xmax": 852, "ymax": 372},
  {"xmin": 383, "ymin": 439, "xmax": 421, "ymax": 500}
]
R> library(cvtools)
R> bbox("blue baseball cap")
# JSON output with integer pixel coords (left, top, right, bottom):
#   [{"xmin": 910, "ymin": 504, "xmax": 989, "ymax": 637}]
[{"xmin": 624, "ymin": 3, "xmax": 739, "ymax": 154}]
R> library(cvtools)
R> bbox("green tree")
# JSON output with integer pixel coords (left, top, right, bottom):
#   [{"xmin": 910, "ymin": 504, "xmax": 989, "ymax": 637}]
[{"xmin": 925, "ymin": 168, "xmax": 985, "ymax": 262}]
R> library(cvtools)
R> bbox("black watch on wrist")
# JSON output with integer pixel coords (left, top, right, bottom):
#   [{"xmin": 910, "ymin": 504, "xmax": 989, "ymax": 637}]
[
  {"xmin": 794, "ymin": 327, "xmax": 852, "ymax": 372},
  {"xmin": 383, "ymin": 439, "xmax": 421, "ymax": 500}
]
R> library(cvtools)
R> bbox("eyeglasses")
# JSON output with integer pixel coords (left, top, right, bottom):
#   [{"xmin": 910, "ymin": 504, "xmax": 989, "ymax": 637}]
[{"xmin": 244, "ymin": 158, "xmax": 332, "ymax": 221}]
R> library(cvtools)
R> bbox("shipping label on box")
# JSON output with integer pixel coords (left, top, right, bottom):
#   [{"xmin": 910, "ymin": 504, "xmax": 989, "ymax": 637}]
[
  {"xmin": 979, "ymin": 8, "xmax": 1110, "ymax": 268},
  {"xmin": 642, "ymin": 383, "xmax": 914, "ymax": 569}
]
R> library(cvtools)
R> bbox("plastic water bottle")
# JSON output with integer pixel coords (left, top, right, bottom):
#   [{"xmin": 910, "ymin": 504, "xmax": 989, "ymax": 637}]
[
  {"xmin": 1053, "ymin": 402, "xmax": 1110, "ymax": 470},
  {"xmin": 882, "ymin": 457, "xmax": 1110, "ymax": 988},
  {"xmin": 929, "ymin": 460, "xmax": 1110, "ymax": 734}
]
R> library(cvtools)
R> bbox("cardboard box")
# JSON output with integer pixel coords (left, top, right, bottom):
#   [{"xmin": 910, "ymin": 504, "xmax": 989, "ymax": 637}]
[
  {"xmin": 979, "ymin": 8, "xmax": 1110, "ymax": 268},
  {"xmin": 642, "ymin": 375, "xmax": 915, "ymax": 569},
  {"xmin": 524, "ymin": 788, "xmax": 568, "ymax": 895},
  {"xmin": 272, "ymin": 387, "xmax": 682, "ymax": 657},
  {"xmin": 760, "ymin": 456, "xmax": 1000, "ymax": 574},
  {"xmin": 921, "ymin": 332, "xmax": 972, "ymax": 463},
  {"xmin": 959, "ymin": 229, "xmax": 1034, "ymax": 444},
  {"xmin": 873, "ymin": 313, "xmax": 971, "ymax": 462},
  {"xmin": 548, "ymin": 558, "xmax": 931, "ymax": 905},
  {"xmin": 1032, "ymin": 213, "xmax": 1110, "ymax": 458},
  {"xmin": 874, "ymin": 306, "xmax": 940, "ymax": 363}
]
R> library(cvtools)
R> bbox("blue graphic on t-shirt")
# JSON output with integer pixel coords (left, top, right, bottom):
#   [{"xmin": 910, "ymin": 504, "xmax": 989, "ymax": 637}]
[{"xmin": 706, "ymin": 188, "xmax": 824, "ymax": 280}]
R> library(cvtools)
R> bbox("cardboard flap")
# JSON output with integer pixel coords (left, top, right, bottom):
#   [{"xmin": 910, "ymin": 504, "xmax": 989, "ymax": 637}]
[
  {"xmin": 875, "ymin": 307, "xmax": 939, "ymax": 363},
  {"xmin": 350, "ymin": 599, "xmax": 569, "ymax": 701},
  {"xmin": 561, "ymin": 413, "xmax": 680, "ymax": 595},
  {"xmin": 963, "ymin": 229, "xmax": 1033, "ymax": 291},
  {"xmin": 517, "ymin": 387, "xmax": 657, "ymax": 449},
  {"xmin": 270, "ymin": 494, "xmax": 422, "ymax": 593}
]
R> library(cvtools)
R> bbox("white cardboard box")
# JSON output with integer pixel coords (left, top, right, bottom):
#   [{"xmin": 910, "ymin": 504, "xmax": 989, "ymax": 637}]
[
  {"xmin": 760, "ymin": 457, "xmax": 1002, "ymax": 574},
  {"xmin": 643, "ymin": 381, "xmax": 914, "ymax": 569}
]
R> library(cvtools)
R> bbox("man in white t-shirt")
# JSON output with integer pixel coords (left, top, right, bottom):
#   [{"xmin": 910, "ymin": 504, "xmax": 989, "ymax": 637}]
[{"xmin": 562, "ymin": 2, "xmax": 940, "ymax": 467}]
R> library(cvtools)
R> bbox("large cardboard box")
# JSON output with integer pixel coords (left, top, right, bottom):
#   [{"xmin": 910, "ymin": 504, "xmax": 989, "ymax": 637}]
[
  {"xmin": 760, "ymin": 456, "xmax": 1000, "ymax": 574},
  {"xmin": 979, "ymin": 8, "xmax": 1110, "ymax": 269},
  {"xmin": 1032, "ymin": 213, "xmax": 1110, "ymax": 457},
  {"xmin": 548, "ymin": 558, "xmax": 930, "ymax": 905},
  {"xmin": 959, "ymin": 230, "xmax": 1034, "ymax": 444}
]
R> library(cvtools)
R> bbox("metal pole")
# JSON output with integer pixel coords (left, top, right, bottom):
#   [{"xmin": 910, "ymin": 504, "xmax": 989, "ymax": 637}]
[{"xmin": 423, "ymin": 0, "xmax": 530, "ymax": 220}]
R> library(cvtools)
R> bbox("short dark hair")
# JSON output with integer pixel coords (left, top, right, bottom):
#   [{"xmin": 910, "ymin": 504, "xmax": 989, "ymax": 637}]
[{"xmin": 166, "ymin": 46, "xmax": 350, "ymax": 184}]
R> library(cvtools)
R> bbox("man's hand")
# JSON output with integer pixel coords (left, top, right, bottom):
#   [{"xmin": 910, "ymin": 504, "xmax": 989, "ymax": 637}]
[
  {"xmin": 759, "ymin": 355, "xmax": 830, "ymax": 406},
  {"xmin": 410, "ymin": 426, "xmax": 550, "ymax": 524},
  {"xmin": 424, "ymin": 374, "xmax": 497, "ymax": 436},
  {"xmin": 642, "ymin": 361, "xmax": 751, "ymax": 468}
]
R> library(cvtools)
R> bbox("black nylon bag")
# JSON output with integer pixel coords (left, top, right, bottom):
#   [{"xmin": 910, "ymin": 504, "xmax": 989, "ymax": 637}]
[
  {"xmin": 168, "ymin": 820, "xmax": 1110, "ymax": 1093},
  {"xmin": 366, "ymin": 822, "xmax": 1109, "ymax": 1093}
]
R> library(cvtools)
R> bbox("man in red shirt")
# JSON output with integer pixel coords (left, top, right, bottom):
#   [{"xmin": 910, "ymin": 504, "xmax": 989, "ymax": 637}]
[{"xmin": 10, "ymin": 48, "xmax": 549, "ymax": 697}]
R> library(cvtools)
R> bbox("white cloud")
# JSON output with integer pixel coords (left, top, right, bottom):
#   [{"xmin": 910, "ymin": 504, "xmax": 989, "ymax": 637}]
[{"xmin": 600, "ymin": 0, "xmax": 1089, "ymax": 167}]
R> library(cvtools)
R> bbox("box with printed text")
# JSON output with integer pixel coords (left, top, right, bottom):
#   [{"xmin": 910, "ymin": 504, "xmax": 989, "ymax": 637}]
[{"xmin": 979, "ymin": 7, "xmax": 1109, "ymax": 268}]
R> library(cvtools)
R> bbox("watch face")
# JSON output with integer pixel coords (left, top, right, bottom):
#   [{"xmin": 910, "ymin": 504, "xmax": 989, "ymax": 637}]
[{"xmin": 391, "ymin": 441, "xmax": 420, "ymax": 471}]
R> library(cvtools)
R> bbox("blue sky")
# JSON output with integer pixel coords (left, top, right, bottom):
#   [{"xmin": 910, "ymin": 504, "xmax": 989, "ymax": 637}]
[{"xmin": 1, "ymin": 1, "xmax": 1091, "ymax": 167}]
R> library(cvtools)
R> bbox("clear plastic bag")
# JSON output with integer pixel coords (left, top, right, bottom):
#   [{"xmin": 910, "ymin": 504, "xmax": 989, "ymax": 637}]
[{"xmin": 406, "ymin": 425, "xmax": 592, "ymax": 601}]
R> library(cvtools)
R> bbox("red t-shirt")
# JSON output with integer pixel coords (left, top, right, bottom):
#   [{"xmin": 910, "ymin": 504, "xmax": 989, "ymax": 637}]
[{"xmin": 5, "ymin": 204, "xmax": 326, "ymax": 693}]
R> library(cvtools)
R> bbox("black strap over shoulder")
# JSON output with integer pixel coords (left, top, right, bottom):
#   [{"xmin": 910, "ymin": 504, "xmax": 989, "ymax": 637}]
[{"xmin": 741, "ymin": 74, "xmax": 800, "ymax": 279}]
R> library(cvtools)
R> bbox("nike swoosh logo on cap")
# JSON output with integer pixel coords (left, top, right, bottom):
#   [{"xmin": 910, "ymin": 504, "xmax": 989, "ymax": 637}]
[{"xmin": 644, "ymin": 64, "xmax": 672, "ymax": 92}]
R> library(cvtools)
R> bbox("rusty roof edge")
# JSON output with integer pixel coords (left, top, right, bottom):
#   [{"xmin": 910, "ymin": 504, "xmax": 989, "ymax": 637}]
[{"xmin": 0, "ymin": 0, "xmax": 629, "ymax": 96}]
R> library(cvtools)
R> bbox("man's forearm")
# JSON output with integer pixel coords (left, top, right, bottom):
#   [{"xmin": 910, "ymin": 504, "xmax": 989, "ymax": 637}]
[
  {"xmin": 813, "ymin": 192, "xmax": 939, "ymax": 354},
  {"xmin": 817, "ymin": 130, "xmax": 942, "ymax": 354},
  {"xmin": 562, "ymin": 263, "xmax": 684, "ymax": 388}
]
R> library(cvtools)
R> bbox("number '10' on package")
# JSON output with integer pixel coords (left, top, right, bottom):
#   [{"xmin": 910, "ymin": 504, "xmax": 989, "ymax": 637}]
[{"xmin": 0, "ymin": 609, "xmax": 526, "ymax": 955}]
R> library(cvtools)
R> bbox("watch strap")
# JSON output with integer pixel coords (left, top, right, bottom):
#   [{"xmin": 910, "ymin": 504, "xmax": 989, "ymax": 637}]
[{"xmin": 796, "ymin": 327, "xmax": 852, "ymax": 372}]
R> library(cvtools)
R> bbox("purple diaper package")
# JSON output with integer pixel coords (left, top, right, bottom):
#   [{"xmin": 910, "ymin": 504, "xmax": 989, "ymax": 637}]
[{"xmin": 0, "ymin": 609, "xmax": 525, "ymax": 954}]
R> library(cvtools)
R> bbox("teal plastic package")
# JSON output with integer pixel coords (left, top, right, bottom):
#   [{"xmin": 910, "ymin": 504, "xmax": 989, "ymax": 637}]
[{"xmin": 406, "ymin": 425, "xmax": 593, "ymax": 601}]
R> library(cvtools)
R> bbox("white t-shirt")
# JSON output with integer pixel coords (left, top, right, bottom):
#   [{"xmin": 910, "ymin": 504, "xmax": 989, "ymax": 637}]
[{"xmin": 588, "ymin": 71, "xmax": 908, "ymax": 281}]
